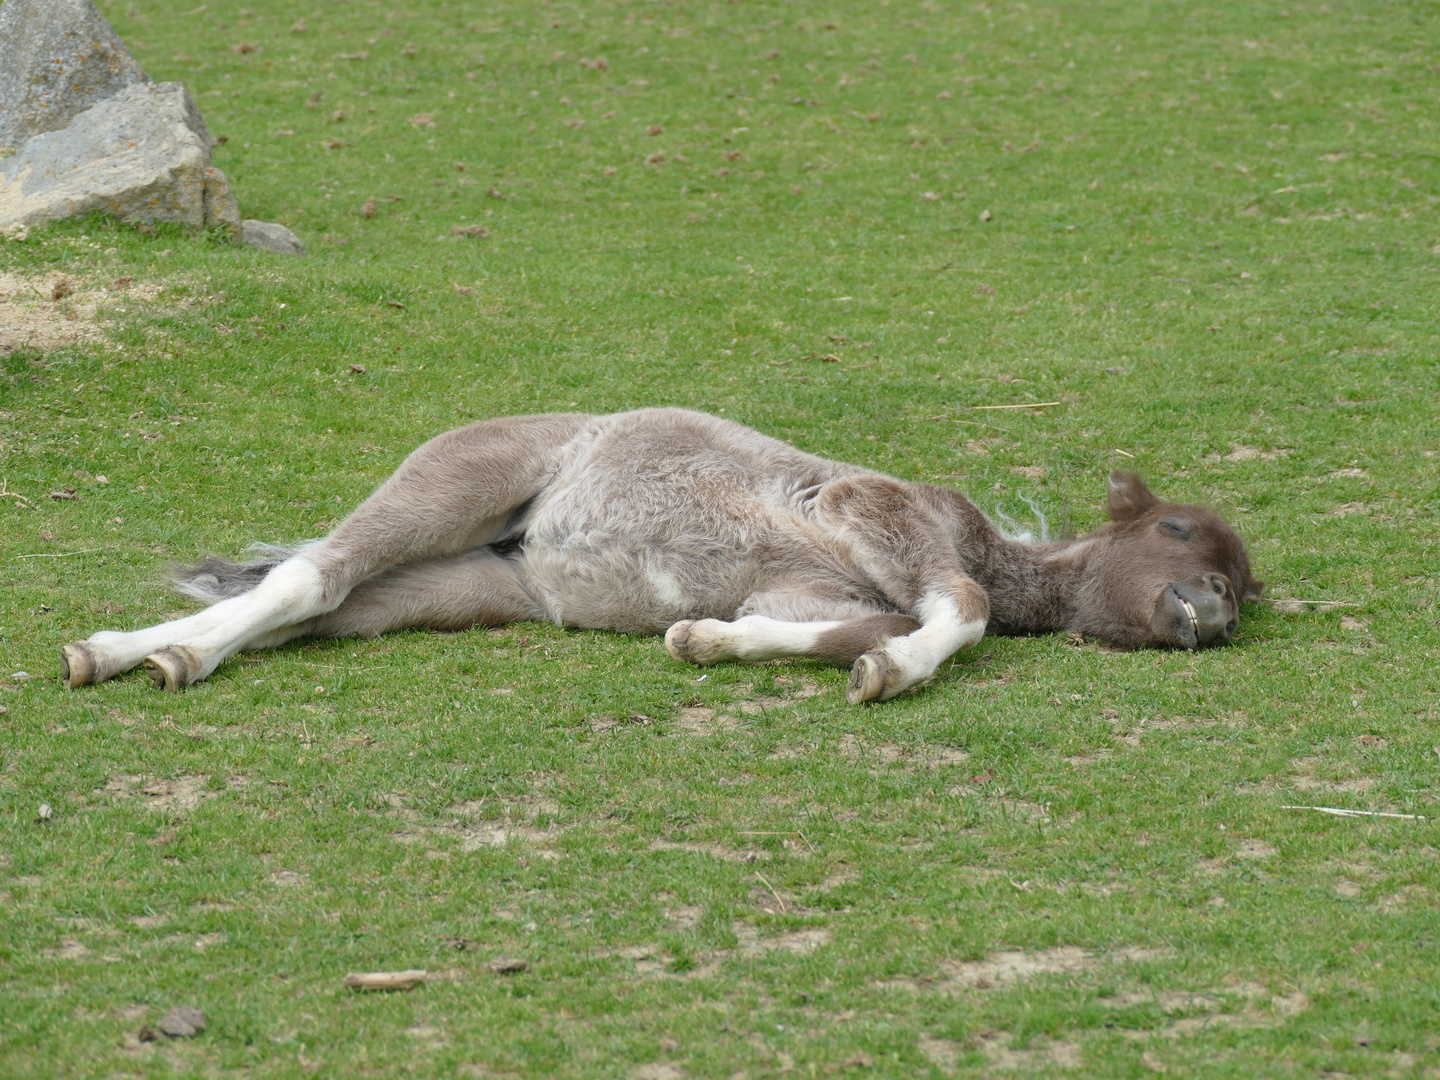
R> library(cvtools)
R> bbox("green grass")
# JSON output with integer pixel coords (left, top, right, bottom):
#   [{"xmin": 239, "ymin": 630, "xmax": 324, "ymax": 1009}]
[{"xmin": 2, "ymin": 0, "xmax": 1438, "ymax": 1076}]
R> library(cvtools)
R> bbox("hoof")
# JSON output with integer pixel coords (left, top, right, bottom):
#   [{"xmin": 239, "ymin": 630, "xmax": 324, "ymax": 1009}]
[
  {"xmin": 664, "ymin": 620, "xmax": 697, "ymax": 663},
  {"xmin": 143, "ymin": 646, "xmax": 205, "ymax": 692},
  {"xmin": 846, "ymin": 651, "xmax": 893, "ymax": 704},
  {"xmin": 61, "ymin": 642, "xmax": 102, "ymax": 688}
]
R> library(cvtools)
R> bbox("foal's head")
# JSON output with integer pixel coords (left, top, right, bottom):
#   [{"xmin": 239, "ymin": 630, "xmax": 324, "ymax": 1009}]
[{"xmin": 1076, "ymin": 472, "xmax": 1263, "ymax": 650}]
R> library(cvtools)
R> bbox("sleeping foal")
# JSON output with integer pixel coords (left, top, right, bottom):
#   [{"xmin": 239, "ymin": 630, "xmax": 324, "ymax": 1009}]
[{"xmin": 62, "ymin": 408, "xmax": 1262, "ymax": 703}]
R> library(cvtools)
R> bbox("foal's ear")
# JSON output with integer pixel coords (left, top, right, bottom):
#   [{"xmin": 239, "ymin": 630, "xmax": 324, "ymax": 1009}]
[
  {"xmin": 1106, "ymin": 471, "xmax": 1161, "ymax": 522},
  {"xmin": 1244, "ymin": 578, "xmax": 1265, "ymax": 600}
]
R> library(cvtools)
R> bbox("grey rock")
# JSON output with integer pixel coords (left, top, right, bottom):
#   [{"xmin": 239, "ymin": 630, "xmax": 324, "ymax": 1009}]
[
  {"xmin": 0, "ymin": 81, "xmax": 239, "ymax": 234},
  {"xmin": 155, "ymin": 1005, "xmax": 206, "ymax": 1039},
  {"xmin": 242, "ymin": 219, "xmax": 305, "ymax": 255},
  {"xmin": 0, "ymin": 0, "xmax": 151, "ymax": 152}
]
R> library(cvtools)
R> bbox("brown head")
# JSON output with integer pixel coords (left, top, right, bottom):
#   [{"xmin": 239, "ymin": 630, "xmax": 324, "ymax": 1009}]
[{"xmin": 1073, "ymin": 472, "xmax": 1263, "ymax": 650}]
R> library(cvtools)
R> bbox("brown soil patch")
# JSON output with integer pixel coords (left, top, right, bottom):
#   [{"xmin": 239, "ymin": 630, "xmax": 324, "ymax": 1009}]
[
  {"xmin": 918, "ymin": 1037, "xmax": 961, "ymax": 1070},
  {"xmin": 600, "ymin": 920, "xmax": 830, "ymax": 981},
  {"xmin": 813, "ymin": 864, "xmax": 859, "ymax": 891},
  {"xmin": 732, "ymin": 922, "xmax": 830, "ymax": 957},
  {"xmin": 42, "ymin": 937, "xmax": 93, "ymax": 960},
  {"xmin": 933, "ymin": 945, "xmax": 1172, "ymax": 991},
  {"xmin": 740, "ymin": 675, "xmax": 823, "ymax": 711},
  {"xmin": 801, "ymin": 734, "xmax": 969, "ymax": 769},
  {"xmin": 101, "ymin": 772, "xmax": 248, "ymax": 813},
  {"xmin": 882, "ymin": 945, "xmax": 1173, "ymax": 995},
  {"xmin": 393, "ymin": 791, "xmax": 565, "ymax": 858},
  {"xmin": 1374, "ymin": 885, "xmax": 1430, "ymax": 913},
  {"xmin": 678, "ymin": 677, "xmax": 823, "ymax": 736},
  {"xmin": 0, "ymin": 271, "xmax": 166, "ymax": 355},
  {"xmin": 1291, "ymin": 775, "xmax": 1377, "ymax": 794},
  {"xmin": 1117, "ymin": 988, "xmax": 1310, "ymax": 1040},
  {"xmin": 674, "ymin": 706, "xmax": 745, "ymax": 736},
  {"xmin": 1235, "ymin": 839, "xmax": 1279, "ymax": 859},
  {"xmin": 975, "ymin": 1030, "xmax": 1081, "ymax": 1069},
  {"xmin": 664, "ymin": 905, "xmax": 703, "ymax": 930},
  {"xmin": 1206, "ymin": 445, "xmax": 1289, "ymax": 463}
]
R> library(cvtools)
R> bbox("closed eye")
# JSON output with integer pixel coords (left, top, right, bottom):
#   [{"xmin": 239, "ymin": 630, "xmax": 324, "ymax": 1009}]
[{"xmin": 1157, "ymin": 519, "xmax": 1192, "ymax": 542}]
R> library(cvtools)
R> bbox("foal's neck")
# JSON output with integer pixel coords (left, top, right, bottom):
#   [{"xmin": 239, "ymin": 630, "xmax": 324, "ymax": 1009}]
[{"xmin": 959, "ymin": 520, "xmax": 1098, "ymax": 636}]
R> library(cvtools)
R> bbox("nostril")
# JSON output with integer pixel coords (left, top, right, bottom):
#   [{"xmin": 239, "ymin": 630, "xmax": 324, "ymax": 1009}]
[{"xmin": 1225, "ymin": 620, "xmax": 1238, "ymax": 637}]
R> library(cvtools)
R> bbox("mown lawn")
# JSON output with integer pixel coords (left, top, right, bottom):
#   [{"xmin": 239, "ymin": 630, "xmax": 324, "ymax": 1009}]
[{"xmin": 1, "ymin": 1, "xmax": 1438, "ymax": 1077}]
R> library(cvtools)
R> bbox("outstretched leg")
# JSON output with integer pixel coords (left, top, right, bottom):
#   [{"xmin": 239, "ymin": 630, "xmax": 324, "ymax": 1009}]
[
  {"xmin": 244, "ymin": 548, "xmax": 542, "ymax": 649},
  {"xmin": 666, "ymin": 611, "xmax": 922, "ymax": 665},
  {"xmin": 63, "ymin": 413, "xmax": 590, "ymax": 689}
]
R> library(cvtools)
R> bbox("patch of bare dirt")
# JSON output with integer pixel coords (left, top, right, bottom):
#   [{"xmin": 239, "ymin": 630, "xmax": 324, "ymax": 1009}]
[
  {"xmin": 1063, "ymin": 751, "xmax": 1112, "ymax": 766},
  {"xmin": 1116, "ymin": 987, "xmax": 1310, "ymax": 1040},
  {"xmin": 918, "ymin": 1036, "xmax": 961, "ymax": 1070},
  {"xmin": 600, "ymin": 920, "xmax": 830, "ymax": 982},
  {"xmin": 101, "ymin": 772, "xmax": 247, "ymax": 813},
  {"xmin": 664, "ymin": 905, "xmax": 703, "ymax": 930},
  {"xmin": 0, "ymin": 271, "xmax": 168, "ymax": 355},
  {"xmin": 740, "ymin": 675, "xmax": 823, "ymax": 711},
  {"xmin": 1285, "ymin": 757, "xmax": 1379, "ymax": 796},
  {"xmin": 389, "ymin": 787, "xmax": 565, "ymax": 858},
  {"xmin": 974, "ymin": 1030, "xmax": 1081, "ymax": 1069},
  {"xmin": 1374, "ymin": 885, "xmax": 1430, "ymax": 913},
  {"xmin": 933, "ymin": 945, "xmax": 1172, "ymax": 991},
  {"xmin": 813, "ymin": 864, "xmax": 859, "ymax": 891},
  {"xmin": 154, "ymin": 932, "xmax": 227, "ymax": 951},
  {"xmin": 679, "ymin": 677, "xmax": 823, "ymax": 736},
  {"xmin": 828, "ymin": 734, "xmax": 970, "ymax": 769},
  {"xmin": 732, "ymin": 922, "xmax": 830, "ymax": 957},
  {"xmin": 1235, "ymin": 839, "xmax": 1279, "ymax": 859},
  {"xmin": 674, "ymin": 706, "xmax": 745, "ymax": 736},
  {"xmin": 882, "ymin": 945, "xmax": 1173, "ymax": 995},
  {"xmin": 589, "ymin": 712, "xmax": 658, "ymax": 734},
  {"xmin": 1205, "ymin": 445, "xmax": 1289, "ymax": 463}
]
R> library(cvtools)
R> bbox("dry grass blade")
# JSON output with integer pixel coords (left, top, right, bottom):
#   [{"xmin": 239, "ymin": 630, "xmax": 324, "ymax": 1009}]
[{"xmin": 1280, "ymin": 806, "xmax": 1427, "ymax": 821}]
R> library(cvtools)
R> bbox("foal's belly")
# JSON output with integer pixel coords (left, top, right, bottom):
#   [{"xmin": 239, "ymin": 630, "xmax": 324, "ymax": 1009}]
[
  {"xmin": 513, "ymin": 540, "xmax": 762, "ymax": 633},
  {"xmin": 513, "ymin": 486, "xmax": 775, "ymax": 633}
]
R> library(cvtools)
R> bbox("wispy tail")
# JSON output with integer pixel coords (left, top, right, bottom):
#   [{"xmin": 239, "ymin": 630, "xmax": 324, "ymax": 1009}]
[{"xmin": 170, "ymin": 543, "xmax": 307, "ymax": 602}]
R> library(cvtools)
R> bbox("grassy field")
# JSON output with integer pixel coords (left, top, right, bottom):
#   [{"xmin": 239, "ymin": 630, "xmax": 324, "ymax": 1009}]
[{"xmin": 2, "ymin": 0, "xmax": 1438, "ymax": 1076}]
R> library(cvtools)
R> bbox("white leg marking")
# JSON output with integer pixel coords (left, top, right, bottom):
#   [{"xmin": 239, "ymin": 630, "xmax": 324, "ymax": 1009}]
[
  {"xmin": 886, "ymin": 589, "xmax": 986, "ymax": 680},
  {"xmin": 164, "ymin": 559, "xmax": 331, "ymax": 681},
  {"xmin": 850, "ymin": 588, "xmax": 986, "ymax": 703},
  {"xmin": 77, "ymin": 590, "xmax": 283, "ymax": 678},
  {"xmin": 667, "ymin": 615, "xmax": 842, "ymax": 664}
]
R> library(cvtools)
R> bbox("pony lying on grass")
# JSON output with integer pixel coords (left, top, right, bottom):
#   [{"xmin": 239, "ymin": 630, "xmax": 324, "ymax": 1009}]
[{"xmin": 62, "ymin": 408, "xmax": 1262, "ymax": 702}]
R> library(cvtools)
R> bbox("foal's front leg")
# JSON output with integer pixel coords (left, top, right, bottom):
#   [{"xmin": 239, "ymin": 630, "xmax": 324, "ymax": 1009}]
[
  {"xmin": 666, "ymin": 477, "xmax": 989, "ymax": 703},
  {"xmin": 817, "ymin": 477, "xmax": 990, "ymax": 702}
]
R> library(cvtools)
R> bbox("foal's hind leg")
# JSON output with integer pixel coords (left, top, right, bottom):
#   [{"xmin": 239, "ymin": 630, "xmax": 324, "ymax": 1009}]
[
  {"xmin": 242, "ymin": 549, "xmax": 542, "ymax": 649},
  {"xmin": 64, "ymin": 413, "xmax": 590, "ymax": 689}
]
